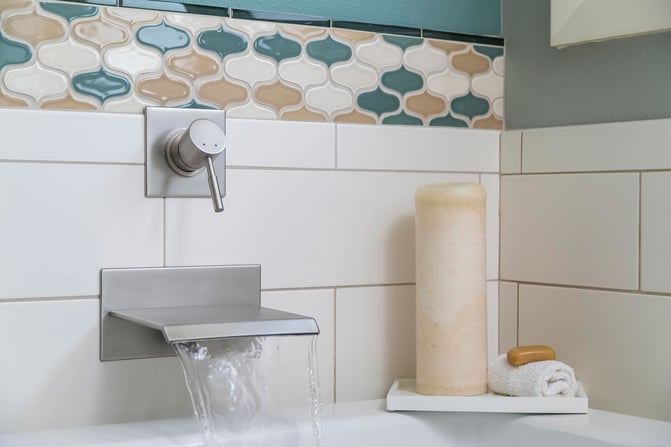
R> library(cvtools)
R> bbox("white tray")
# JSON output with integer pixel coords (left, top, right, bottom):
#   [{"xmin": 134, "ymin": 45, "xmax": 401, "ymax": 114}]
[{"xmin": 386, "ymin": 378, "xmax": 588, "ymax": 414}]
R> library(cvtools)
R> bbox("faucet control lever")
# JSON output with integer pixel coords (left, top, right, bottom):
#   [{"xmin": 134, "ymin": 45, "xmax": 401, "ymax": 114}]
[{"xmin": 165, "ymin": 119, "xmax": 226, "ymax": 212}]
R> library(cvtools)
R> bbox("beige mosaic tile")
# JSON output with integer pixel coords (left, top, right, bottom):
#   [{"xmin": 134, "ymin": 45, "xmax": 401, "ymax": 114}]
[
  {"xmin": 5, "ymin": 9, "xmax": 65, "ymax": 46},
  {"xmin": 198, "ymin": 78, "xmax": 249, "ymax": 108},
  {"xmin": 255, "ymin": 80, "xmax": 302, "ymax": 111},
  {"xmin": 0, "ymin": 92, "xmax": 29, "ymax": 107},
  {"xmin": 281, "ymin": 106, "xmax": 327, "ymax": 122},
  {"xmin": 334, "ymin": 109, "xmax": 377, "ymax": 124},
  {"xmin": 0, "ymin": 0, "xmax": 32, "ymax": 14},
  {"xmin": 280, "ymin": 24, "xmax": 328, "ymax": 42},
  {"xmin": 427, "ymin": 39, "xmax": 467, "ymax": 55},
  {"xmin": 42, "ymin": 93, "xmax": 96, "ymax": 110},
  {"xmin": 332, "ymin": 29, "xmax": 375, "ymax": 46},
  {"xmin": 473, "ymin": 114, "xmax": 503, "ymax": 130},
  {"xmin": 136, "ymin": 74, "xmax": 191, "ymax": 105},
  {"xmin": 451, "ymin": 49, "xmax": 490, "ymax": 76},
  {"xmin": 72, "ymin": 16, "xmax": 129, "ymax": 50},
  {"xmin": 167, "ymin": 51, "xmax": 219, "ymax": 81},
  {"xmin": 406, "ymin": 91, "xmax": 446, "ymax": 119}
]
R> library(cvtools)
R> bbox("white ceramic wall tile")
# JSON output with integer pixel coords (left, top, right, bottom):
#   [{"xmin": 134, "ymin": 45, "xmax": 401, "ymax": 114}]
[
  {"xmin": 501, "ymin": 174, "xmax": 639, "ymax": 289},
  {"xmin": 165, "ymin": 169, "xmax": 476, "ymax": 289},
  {"xmin": 0, "ymin": 164, "xmax": 163, "ymax": 299},
  {"xmin": 261, "ymin": 289, "xmax": 335, "ymax": 404},
  {"xmin": 481, "ymin": 174, "xmax": 499, "ymax": 280},
  {"xmin": 336, "ymin": 124, "xmax": 499, "ymax": 172},
  {"xmin": 641, "ymin": 172, "xmax": 671, "ymax": 293},
  {"xmin": 500, "ymin": 130, "xmax": 522, "ymax": 174},
  {"xmin": 486, "ymin": 280, "xmax": 499, "ymax": 365},
  {"xmin": 335, "ymin": 285, "xmax": 415, "ymax": 402},
  {"xmin": 0, "ymin": 300, "xmax": 192, "ymax": 433},
  {"xmin": 0, "ymin": 109, "xmax": 144, "ymax": 163},
  {"xmin": 518, "ymin": 284, "xmax": 671, "ymax": 421},
  {"xmin": 498, "ymin": 281, "xmax": 518, "ymax": 354},
  {"xmin": 522, "ymin": 118, "xmax": 671, "ymax": 173},
  {"xmin": 226, "ymin": 118, "xmax": 335, "ymax": 168}
]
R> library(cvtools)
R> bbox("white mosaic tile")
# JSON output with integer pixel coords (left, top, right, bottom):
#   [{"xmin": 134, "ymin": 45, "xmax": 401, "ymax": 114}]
[
  {"xmin": 404, "ymin": 43, "xmax": 448, "ymax": 75},
  {"xmin": 104, "ymin": 7, "xmax": 161, "ymax": 26},
  {"xmin": 493, "ymin": 57, "xmax": 504, "ymax": 76},
  {"xmin": 165, "ymin": 13, "xmax": 220, "ymax": 35},
  {"xmin": 427, "ymin": 70, "xmax": 470, "ymax": 100},
  {"xmin": 472, "ymin": 70, "xmax": 504, "ymax": 102},
  {"xmin": 38, "ymin": 38, "xmax": 100, "ymax": 77},
  {"xmin": 331, "ymin": 59, "xmax": 378, "ymax": 94},
  {"xmin": 305, "ymin": 82, "xmax": 352, "ymax": 117},
  {"xmin": 4, "ymin": 63, "xmax": 68, "ymax": 102},
  {"xmin": 356, "ymin": 37, "xmax": 403, "ymax": 72},
  {"xmin": 278, "ymin": 55, "xmax": 328, "ymax": 90},
  {"xmin": 225, "ymin": 52, "xmax": 276, "ymax": 86},
  {"xmin": 103, "ymin": 94, "xmax": 155, "ymax": 113},
  {"xmin": 226, "ymin": 100, "xmax": 277, "ymax": 119},
  {"xmin": 493, "ymin": 98, "xmax": 503, "ymax": 118},
  {"xmin": 225, "ymin": 17, "xmax": 277, "ymax": 40},
  {"xmin": 104, "ymin": 41, "xmax": 162, "ymax": 78}
]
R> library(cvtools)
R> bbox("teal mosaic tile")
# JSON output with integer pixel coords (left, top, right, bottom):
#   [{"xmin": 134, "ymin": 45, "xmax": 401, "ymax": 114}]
[
  {"xmin": 72, "ymin": 68, "xmax": 131, "ymax": 103},
  {"xmin": 473, "ymin": 45, "xmax": 503, "ymax": 60},
  {"xmin": 39, "ymin": 2, "xmax": 98, "ymax": 23},
  {"xmin": 451, "ymin": 92, "xmax": 489, "ymax": 120},
  {"xmin": 382, "ymin": 111, "xmax": 423, "ymax": 125},
  {"xmin": 306, "ymin": 35, "xmax": 351, "ymax": 67},
  {"xmin": 381, "ymin": 66, "xmax": 423, "ymax": 96},
  {"xmin": 197, "ymin": 27, "xmax": 248, "ymax": 60},
  {"xmin": 382, "ymin": 35, "xmax": 422, "ymax": 51},
  {"xmin": 254, "ymin": 33, "xmax": 302, "ymax": 63},
  {"xmin": 429, "ymin": 113, "xmax": 468, "ymax": 127},
  {"xmin": 178, "ymin": 99, "xmax": 216, "ymax": 109},
  {"xmin": 357, "ymin": 87, "xmax": 400, "ymax": 117},
  {"xmin": 137, "ymin": 21, "xmax": 190, "ymax": 54},
  {"xmin": 0, "ymin": 33, "xmax": 32, "ymax": 70}
]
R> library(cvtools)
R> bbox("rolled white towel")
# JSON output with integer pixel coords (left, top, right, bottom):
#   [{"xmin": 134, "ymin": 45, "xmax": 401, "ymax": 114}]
[{"xmin": 487, "ymin": 354, "xmax": 577, "ymax": 397}]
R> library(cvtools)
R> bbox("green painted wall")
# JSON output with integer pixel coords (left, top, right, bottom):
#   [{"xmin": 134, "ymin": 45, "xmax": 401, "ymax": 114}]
[
  {"xmin": 504, "ymin": 0, "xmax": 671, "ymax": 129},
  {"xmin": 157, "ymin": 0, "xmax": 502, "ymax": 36}
]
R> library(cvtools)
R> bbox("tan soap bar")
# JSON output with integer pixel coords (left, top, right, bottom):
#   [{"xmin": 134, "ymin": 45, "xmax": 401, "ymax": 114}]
[{"xmin": 507, "ymin": 345, "xmax": 556, "ymax": 366}]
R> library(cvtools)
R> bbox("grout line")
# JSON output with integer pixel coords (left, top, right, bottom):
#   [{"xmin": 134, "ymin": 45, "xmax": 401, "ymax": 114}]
[
  {"xmin": 519, "ymin": 131, "xmax": 524, "ymax": 173},
  {"xmin": 503, "ymin": 280, "xmax": 671, "ymax": 297},
  {"xmin": 262, "ymin": 282, "xmax": 416, "ymax": 293},
  {"xmin": 228, "ymin": 165, "xmax": 499, "ymax": 175},
  {"xmin": 334, "ymin": 124, "xmax": 338, "ymax": 169},
  {"xmin": 638, "ymin": 172, "xmax": 643, "ymax": 291},
  {"xmin": 0, "ymin": 159, "xmax": 143, "ymax": 166},
  {"xmin": 332, "ymin": 288, "xmax": 337, "ymax": 402},
  {"xmin": 163, "ymin": 198, "xmax": 167, "ymax": 267},
  {"xmin": 0, "ymin": 295, "xmax": 98, "ymax": 303},
  {"xmin": 500, "ymin": 168, "xmax": 671, "ymax": 176},
  {"xmin": 515, "ymin": 282, "xmax": 519, "ymax": 346}
]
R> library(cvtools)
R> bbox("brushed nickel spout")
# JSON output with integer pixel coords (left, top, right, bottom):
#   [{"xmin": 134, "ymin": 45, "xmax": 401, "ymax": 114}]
[{"xmin": 100, "ymin": 265, "xmax": 319, "ymax": 361}]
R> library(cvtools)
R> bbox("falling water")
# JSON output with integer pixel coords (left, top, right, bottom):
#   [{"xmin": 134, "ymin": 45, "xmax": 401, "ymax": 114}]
[{"xmin": 174, "ymin": 335, "xmax": 322, "ymax": 447}]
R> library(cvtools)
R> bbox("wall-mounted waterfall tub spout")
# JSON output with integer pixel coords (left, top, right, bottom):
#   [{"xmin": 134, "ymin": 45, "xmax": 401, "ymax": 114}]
[
  {"xmin": 100, "ymin": 265, "xmax": 319, "ymax": 361},
  {"xmin": 145, "ymin": 107, "xmax": 228, "ymax": 213}
]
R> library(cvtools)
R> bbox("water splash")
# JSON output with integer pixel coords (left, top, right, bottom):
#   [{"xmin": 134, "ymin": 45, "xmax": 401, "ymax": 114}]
[{"xmin": 174, "ymin": 336, "xmax": 322, "ymax": 447}]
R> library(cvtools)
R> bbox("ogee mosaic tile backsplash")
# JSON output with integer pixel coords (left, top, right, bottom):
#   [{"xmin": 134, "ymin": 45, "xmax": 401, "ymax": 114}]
[{"xmin": 0, "ymin": 1, "xmax": 504, "ymax": 128}]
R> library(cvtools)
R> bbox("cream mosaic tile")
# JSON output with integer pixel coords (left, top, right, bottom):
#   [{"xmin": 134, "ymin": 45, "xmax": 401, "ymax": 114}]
[
  {"xmin": 225, "ymin": 52, "xmax": 276, "ymax": 86},
  {"xmin": 493, "ymin": 57, "xmax": 505, "ymax": 76},
  {"xmin": 165, "ymin": 13, "xmax": 220, "ymax": 35},
  {"xmin": 472, "ymin": 70, "xmax": 504, "ymax": 103},
  {"xmin": 102, "ymin": 94, "xmax": 154, "ymax": 113},
  {"xmin": 225, "ymin": 17, "xmax": 276, "ymax": 40},
  {"xmin": 4, "ymin": 62, "xmax": 68, "ymax": 102},
  {"xmin": 38, "ymin": 38, "xmax": 100, "ymax": 77},
  {"xmin": 426, "ymin": 70, "xmax": 470, "ymax": 100},
  {"xmin": 331, "ymin": 59, "xmax": 378, "ymax": 94},
  {"xmin": 305, "ymin": 82, "xmax": 352, "ymax": 117},
  {"xmin": 404, "ymin": 43, "xmax": 448, "ymax": 75},
  {"xmin": 105, "ymin": 7, "xmax": 160, "ymax": 27},
  {"xmin": 493, "ymin": 98, "xmax": 503, "ymax": 118},
  {"xmin": 279, "ymin": 24, "xmax": 327, "ymax": 42},
  {"xmin": 356, "ymin": 37, "xmax": 403, "ymax": 72},
  {"xmin": 278, "ymin": 55, "xmax": 328, "ymax": 90},
  {"xmin": 104, "ymin": 41, "xmax": 161, "ymax": 78},
  {"xmin": 226, "ymin": 100, "xmax": 277, "ymax": 119}
]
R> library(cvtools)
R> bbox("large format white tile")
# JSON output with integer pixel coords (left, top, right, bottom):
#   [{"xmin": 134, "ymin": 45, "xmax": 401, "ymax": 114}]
[
  {"xmin": 227, "ymin": 118, "xmax": 336, "ymax": 169},
  {"xmin": 518, "ymin": 284, "xmax": 671, "ymax": 422},
  {"xmin": 0, "ymin": 109, "xmax": 143, "ymax": 163},
  {"xmin": 501, "ymin": 174, "xmax": 639, "ymax": 289},
  {"xmin": 335, "ymin": 285, "xmax": 415, "ymax": 402},
  {"xmin": 165, "ymin": 169, "xmax": 476, "ymax": 289},
  {"xmin": 522, "ymin": 118, "xmax": 671, "ymax": 173},
  {"xmin": 481, "ymin": 174, "xmax": 499, "ymax": 280},
  {"xmin": 261, "ymin": 289, "xmax": 335, "ymax": 403},
  {"xmin": 0, "ymin": 300, "xmax": 192, "ymax": 433},
  {"xmin": 336, "ymin": 124, "xmax": 499, "ymax": 172},
  {"xmin": 641, "ymin": 172, "xmax": 671, "ymax": 293},
  {"xmin": 498, "ymin": 281, "xmax": 518, "ymax": 354},
  {"xmin": 500, "ymin": 130, "xmax": 522, "ymax": 174},
  {"xmin": 0, "ymin": 164, "xmax": 163, "ymax": 299}
]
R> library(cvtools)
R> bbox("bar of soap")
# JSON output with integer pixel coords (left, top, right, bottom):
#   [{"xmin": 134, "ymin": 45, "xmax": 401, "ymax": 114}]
[{"xmin": 507, "ymin": 345, "xmax": 556, "ymax": 366}]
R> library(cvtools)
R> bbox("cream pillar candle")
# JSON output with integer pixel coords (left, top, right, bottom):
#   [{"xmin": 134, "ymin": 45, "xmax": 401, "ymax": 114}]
[{"xmin": 415, "ymin": 182, "xmax": 487, "ymax": 396}]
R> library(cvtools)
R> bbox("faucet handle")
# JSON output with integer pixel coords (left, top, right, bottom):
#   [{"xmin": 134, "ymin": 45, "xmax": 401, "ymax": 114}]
[{"xmin": 166, "ymin": 119, "xmax": 226, "ymax": 213}]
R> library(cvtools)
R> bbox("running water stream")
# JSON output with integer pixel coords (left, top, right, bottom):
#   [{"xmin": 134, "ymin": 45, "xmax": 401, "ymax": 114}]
[{"xmin": 174, "ymin": 335, "xmax": 322, "ymax": 447}]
